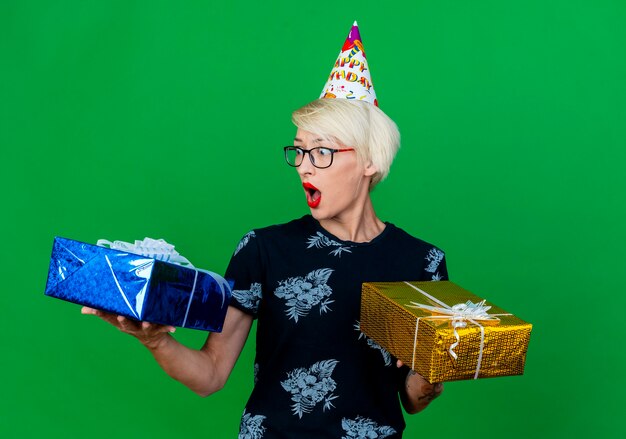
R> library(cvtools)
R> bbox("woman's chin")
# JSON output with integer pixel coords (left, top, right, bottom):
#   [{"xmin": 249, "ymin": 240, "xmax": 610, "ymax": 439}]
[{"xmin": 309, "ymin": 208, "xmax": 328, "ymax": 221}]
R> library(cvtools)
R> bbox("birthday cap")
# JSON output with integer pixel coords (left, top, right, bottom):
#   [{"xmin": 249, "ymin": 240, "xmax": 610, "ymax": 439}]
[{"xmin": 320, "ymin": 21, "xmax": 378, "ymax": 106}]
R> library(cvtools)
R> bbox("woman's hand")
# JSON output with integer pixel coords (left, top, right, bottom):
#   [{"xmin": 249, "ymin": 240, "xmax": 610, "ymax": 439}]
[
  {"xmin": 396, "ymin": 359, "xmax": 443, "ymax": 414},
  {"xmin": 81, "ymin": 306, "xmax": 175, "ymax": 351}
]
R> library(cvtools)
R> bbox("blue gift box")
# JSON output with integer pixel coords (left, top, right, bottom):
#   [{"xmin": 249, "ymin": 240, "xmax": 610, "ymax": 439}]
[{"xmin": 45, "ymin": 237, "xmax": 232, "ymax": 332}]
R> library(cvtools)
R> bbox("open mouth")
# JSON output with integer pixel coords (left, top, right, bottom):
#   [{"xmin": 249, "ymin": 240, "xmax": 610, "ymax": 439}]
[{"xmin": 303, "ymin": 182, "xmax": 321, "ymax": 208}]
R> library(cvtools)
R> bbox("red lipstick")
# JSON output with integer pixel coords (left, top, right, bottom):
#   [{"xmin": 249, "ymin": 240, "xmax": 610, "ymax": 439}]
[{"xmin": 303, "ymin": 182, "xmax": 321, "ymax": 208}]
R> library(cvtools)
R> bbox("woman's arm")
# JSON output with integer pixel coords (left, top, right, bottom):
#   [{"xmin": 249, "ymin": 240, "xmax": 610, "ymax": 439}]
[
  {"xmin": 82, "ymin": 305, "xmax": 253, "ymax": 397},
  {"xmin": 398, "ymin": 249, "xmax": 447, "ymax": 413},
  {"xmin": 397, "ymin": 361, "xmax": 444, "ymax": 414}
]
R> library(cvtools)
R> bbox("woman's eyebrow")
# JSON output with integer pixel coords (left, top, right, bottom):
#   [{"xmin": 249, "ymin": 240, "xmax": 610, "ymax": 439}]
[{"xmin": 293, "ymin": 137, "xmax": 326, "ymax": 143}]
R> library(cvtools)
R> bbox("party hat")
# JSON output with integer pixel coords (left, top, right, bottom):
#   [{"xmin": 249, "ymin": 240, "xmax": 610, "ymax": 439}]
[{"xmin": 320, "ymin": 21, "xmax": 378, "ymax": 106}]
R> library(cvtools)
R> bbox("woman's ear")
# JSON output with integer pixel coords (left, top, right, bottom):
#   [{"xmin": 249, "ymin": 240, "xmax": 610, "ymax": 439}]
[{"xmin": 363, "ymin": 161, "xmax": 378, "ymax": 177}]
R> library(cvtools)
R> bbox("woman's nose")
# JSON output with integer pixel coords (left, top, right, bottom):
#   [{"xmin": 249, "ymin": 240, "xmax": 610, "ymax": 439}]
[{"xmin": 297, "ymin": 153, "xmax": 316, "ymax": 176}]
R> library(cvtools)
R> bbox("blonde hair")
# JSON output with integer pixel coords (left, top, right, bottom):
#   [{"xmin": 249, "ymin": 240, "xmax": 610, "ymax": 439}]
[{"xmin": 291, "ymin": 99, "xmax": 400, "ymax": 187}]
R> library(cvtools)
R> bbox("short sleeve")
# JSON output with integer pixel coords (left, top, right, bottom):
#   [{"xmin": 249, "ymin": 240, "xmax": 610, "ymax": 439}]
[
  {"xmin": 424, "ymin": 246, "xmax": 449, "ymax": 281},
  {"xmin": 225, "ymin": 231, "xmax": 265, "ymax": 318}
]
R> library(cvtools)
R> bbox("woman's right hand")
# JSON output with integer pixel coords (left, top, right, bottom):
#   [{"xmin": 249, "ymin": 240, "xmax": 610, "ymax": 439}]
[{"xmin": 81, "ymin": 307, "xmax": 176, "ymax": 350}]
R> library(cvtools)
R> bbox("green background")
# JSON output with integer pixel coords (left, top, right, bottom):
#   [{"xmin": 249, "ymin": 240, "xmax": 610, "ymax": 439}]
[{"xmin": 2, "ymin": 1, "xmax": 625, "ymax": 437}]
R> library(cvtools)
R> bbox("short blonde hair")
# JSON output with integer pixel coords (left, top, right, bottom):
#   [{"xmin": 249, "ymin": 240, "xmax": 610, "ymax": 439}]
[{"xmin": 291, "ymin": 99, "xmax": 400, "ymax": 187}]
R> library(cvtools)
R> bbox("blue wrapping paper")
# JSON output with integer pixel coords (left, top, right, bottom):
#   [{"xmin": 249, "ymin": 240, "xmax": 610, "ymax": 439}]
[{"xmin": 45, "ymin": 237, "xmax": 232, "ymax": 332}]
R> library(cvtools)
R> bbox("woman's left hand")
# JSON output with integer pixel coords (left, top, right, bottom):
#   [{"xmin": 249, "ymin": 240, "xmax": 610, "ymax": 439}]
[{"xmin": 396, "ymin": 360, "xmax": 443, "ymax": 414}]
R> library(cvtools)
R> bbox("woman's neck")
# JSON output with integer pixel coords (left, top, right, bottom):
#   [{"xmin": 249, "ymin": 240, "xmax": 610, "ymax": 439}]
[{"xmin": 318, "ymin": 197, "xmax": 385, "ymax": 243}]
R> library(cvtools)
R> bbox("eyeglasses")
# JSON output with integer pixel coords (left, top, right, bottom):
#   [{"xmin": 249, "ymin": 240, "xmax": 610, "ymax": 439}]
[{"xmin": 283, "ymin": 146, "xmax": 355, "ymax": 169}]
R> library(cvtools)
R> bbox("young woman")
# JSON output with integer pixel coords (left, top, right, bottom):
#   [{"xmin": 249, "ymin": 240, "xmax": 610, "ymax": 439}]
[{"xmin": 83, "ymin": 98, "xmax": 447, "ymax": 438}]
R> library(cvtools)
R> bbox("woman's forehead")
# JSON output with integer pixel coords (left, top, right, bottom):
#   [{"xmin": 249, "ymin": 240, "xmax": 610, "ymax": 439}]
[{"xmin": 294, "ymin": 129, "xmax": 339, "ymax": 146}]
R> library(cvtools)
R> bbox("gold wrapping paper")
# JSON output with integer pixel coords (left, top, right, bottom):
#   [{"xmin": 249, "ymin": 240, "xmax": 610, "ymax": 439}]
[{"xmin": 360, "ymin": 281, "xmax": 532, "ymax": 383}]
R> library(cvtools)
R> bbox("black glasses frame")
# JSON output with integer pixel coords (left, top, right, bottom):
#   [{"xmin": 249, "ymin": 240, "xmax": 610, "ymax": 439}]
[{"xmin": 283, "ymin": 146, "xmax": 355, "ymax": 169}]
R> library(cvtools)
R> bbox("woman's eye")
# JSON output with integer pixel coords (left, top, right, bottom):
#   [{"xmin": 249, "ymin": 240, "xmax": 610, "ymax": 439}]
[
  {"xmin": 318, "ymin": 148, "xmax": 332, "ymax": 156},
  {"xmin": 294, "ymin": 148, "xmax": 304, "ymax": 155}
]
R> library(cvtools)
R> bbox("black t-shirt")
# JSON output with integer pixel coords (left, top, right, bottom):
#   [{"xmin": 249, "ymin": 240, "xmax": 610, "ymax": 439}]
[{"xmin": 226, "ymin": 215, "xmax": 448, "ymax": 439}]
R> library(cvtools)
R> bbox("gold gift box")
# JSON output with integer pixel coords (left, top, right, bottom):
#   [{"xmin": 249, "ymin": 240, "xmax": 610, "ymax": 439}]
[{"xmin": 360, "ymin": 281, "xmax": 532, "ymax": 383}]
